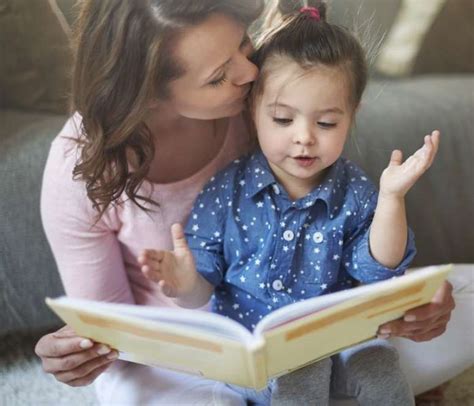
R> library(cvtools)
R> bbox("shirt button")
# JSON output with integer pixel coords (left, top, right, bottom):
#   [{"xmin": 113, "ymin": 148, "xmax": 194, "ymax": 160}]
[
  {"xmin": 283, "ymin": 230, "xmax": 294, "ymax": 241},
  {"xmin": 272, "ymin": 184, "xmax": 281, "ymax": 195},
  {"xmin": 272, "ymin": 280, "xmax": 283, "ymax": 291},
  {"xmin": 313, "ymin": 231, "xmax": 324, "ymax": 243}
]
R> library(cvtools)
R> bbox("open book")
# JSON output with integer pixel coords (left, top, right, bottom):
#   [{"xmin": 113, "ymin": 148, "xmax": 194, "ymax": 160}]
[{"xmin": 46, "ymin": 264, "xmax": 451, "ymax": 390}]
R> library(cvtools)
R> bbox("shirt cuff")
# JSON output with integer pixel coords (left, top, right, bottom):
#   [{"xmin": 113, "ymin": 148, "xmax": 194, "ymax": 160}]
[
  {"xmin": 349, "ymin": 228, "xmax": 417, "ymax": 283},
  {"xmin": 194, "ymin": 250, "xmax": 225, "ymax": 287}
]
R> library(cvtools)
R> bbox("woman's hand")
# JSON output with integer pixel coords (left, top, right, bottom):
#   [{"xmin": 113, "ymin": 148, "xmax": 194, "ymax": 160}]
[
  {"xmin": 35, "ymin": 325, "xmax": 118, "ymax": 387},
  {"xmin": 377, "ymin": 281, "xmax": 455, "ymax": 342},
  {"xmin": 379, "ymin": 130, "xmax": 440, "ymax": 198}
]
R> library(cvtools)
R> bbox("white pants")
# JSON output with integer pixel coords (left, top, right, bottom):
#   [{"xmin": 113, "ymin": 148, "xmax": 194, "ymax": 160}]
[{"xmin": 95, "ymin": 264, "xmax": 474, "ymax": 406}]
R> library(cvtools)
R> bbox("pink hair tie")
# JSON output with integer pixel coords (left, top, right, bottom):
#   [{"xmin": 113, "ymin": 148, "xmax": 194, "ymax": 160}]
[{"xmin": 300, "ymin": 6, "xmax": 321, "ymax": 21}]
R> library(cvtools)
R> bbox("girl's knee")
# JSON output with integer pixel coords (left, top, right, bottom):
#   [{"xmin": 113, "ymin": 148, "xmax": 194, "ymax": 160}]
[{"xmin": 341, "ymin": 340, "xmax": 400, "ymax": 373}]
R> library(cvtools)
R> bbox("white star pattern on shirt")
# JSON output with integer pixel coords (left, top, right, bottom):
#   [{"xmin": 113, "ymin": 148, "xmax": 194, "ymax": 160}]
[{"xmin": 185, "ymin": 155, "xmax": 414, "ymax": 332}]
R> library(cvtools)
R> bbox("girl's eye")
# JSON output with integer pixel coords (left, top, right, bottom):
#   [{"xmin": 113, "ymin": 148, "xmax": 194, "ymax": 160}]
[
  {"xmin": 209, "ymin": 74, "xmax": 227, "ymax": 87},
  {"xmin": 273, "ymin": 118, "xmax": 293, "ymax": 126},
  {"xmin": 318, "ymin": 122, "xmax": 336, "ymax": 128}
]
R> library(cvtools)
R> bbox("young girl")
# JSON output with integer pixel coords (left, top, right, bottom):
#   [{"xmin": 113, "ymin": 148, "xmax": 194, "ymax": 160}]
[{"xmin": 139, "ymin": 2, "xmax": 440, "ymax": 405}]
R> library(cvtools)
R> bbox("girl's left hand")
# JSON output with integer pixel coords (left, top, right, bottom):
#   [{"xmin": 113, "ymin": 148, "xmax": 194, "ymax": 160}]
[{"xmin": 379, "ymin": 130, "xmax": 440, "ymax": 198}]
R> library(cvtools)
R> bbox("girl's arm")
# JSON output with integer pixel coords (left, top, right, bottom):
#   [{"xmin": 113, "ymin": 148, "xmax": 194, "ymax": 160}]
[{"xmin": 369, "ymin": 131, "xmax": 440, "ymax": 268}]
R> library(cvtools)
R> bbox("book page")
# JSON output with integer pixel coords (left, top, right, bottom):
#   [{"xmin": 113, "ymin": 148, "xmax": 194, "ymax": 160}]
[
  {"xmin": 254, "ymin": 265, "xmax": 451, "ymax": 337},
  {"xmin": 51, "ymin": 297, "xmax": 254, "ymax": 344}
]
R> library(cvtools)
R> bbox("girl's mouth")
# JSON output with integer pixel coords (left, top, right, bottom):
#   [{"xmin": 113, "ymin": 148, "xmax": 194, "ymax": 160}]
[{"xmin": 293, "ymin": 156, "xmax": 317, "ymax": 167}]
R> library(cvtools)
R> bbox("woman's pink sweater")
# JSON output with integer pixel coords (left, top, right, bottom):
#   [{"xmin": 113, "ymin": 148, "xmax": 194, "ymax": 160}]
[{"xmin": 41, "ymin": 114, "xmax": 249, "ymax": 308}]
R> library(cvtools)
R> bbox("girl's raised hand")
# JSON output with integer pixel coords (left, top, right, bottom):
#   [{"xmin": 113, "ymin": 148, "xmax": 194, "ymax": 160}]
[
  {"xmin": 379, "ymin": 130, "xmax": 440, "ymax": 198},
  {"xmin": 138, "ymin": 223, "xmax": 199, "ymax": 298}
]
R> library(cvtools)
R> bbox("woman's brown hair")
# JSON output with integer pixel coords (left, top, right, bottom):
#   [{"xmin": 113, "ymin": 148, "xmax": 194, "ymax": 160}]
[{"xmin": 71, "ymin": 0, "xmax": 264, "ymax": 219}]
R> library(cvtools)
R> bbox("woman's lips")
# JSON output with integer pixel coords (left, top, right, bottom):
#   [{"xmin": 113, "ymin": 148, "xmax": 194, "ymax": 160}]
[{"xmin": 293, "ymin": 156, "xmax": 317, "ymax": 167}]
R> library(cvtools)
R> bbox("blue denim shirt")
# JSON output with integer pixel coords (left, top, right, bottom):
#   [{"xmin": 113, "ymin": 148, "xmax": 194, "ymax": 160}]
[{"xmin": 185, "ymin": 150, "xmax": 416, "ymax": 331}]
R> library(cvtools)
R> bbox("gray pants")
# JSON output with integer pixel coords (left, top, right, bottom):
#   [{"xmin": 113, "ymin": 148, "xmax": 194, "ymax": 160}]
[{"xmin": 229, "ymin": 339, "xmax": 415, "ymax": 406}]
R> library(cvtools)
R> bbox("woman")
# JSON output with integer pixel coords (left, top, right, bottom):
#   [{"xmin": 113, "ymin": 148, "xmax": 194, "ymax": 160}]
[{"xmin": 35, "ymin": 1, "xmax": 456, "ymax": 404}]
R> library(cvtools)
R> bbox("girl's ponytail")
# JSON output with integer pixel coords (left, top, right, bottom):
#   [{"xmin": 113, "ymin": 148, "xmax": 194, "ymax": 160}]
[{"xmin": 277, "ymin": 0, "xmax": 327, "ymax": 22}]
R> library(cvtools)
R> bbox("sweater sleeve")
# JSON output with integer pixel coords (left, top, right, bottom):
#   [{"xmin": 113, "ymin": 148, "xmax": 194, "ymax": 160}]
[{"xmin": 40, "ymin": 134, "xmax": 135, "ymax": 304}]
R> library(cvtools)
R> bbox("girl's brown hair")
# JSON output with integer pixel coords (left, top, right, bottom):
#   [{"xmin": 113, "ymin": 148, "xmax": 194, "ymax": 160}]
[
  {"xmin": 251, "ymin": 0, "xmax": 368, "ymax": 112},
  {"xmin": 71, "ymin": 0, "xmax": 264, "ymax": 219}
]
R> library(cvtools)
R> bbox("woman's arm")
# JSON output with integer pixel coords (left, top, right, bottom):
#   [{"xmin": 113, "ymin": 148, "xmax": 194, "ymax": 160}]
[{"xmin": 35, "ymin": 138, "xmax": 133, "ymax": 386}]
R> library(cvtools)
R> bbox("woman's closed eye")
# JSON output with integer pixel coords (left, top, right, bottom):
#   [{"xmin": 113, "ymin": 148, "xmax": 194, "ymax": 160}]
[
  {"xmin": 318, "ymin": 122, "xmax": 337, "ymax": 129},
  {"xmin": 273, "ymin": 117, "xmax": 293, "ymax": 126},
  {"xmin": 209, "ymin": 74, "xmax": 227, "ymax": 87}
]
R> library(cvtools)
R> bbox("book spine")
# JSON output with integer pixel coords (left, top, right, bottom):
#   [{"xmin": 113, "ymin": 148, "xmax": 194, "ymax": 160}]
[{"xmin": 246, "ymin": 339, "xmax": 268, "ymax": 390}]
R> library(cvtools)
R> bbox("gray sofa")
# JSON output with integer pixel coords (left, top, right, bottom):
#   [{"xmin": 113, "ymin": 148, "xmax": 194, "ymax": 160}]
[{"xmin": 0, "ymin": 0, "xmax": 474, "ymax": 335}]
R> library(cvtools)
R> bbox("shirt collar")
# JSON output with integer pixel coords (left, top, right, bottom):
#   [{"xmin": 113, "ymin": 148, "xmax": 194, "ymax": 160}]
[
  {"xmin": 244, "ymin": 150, "xmax": 346, "ymax": 213},
  {"xmin": 244, "ymin": 150, "xmax": 276, "ymax": 197}
]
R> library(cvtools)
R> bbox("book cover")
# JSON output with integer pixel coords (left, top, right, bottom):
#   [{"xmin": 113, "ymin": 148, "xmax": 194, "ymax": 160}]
[{"xmin": 46, "ymin": 264, "xmax": 451, "ymax": 389}]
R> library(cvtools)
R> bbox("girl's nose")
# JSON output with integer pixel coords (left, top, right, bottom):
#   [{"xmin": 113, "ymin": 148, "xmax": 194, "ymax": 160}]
[{"xmin": 294, "ymin": 124, "xmax": 316, "ymax": 146}]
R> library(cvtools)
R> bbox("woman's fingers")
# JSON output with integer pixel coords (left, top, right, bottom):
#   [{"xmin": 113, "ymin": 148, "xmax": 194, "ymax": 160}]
[
  {"xmin": 42, "ymin": 343, "xmax": 116, "ymax": 374},
  {"xmin": 404, "ymin": 280, "xmax": 455, "ymax": 321},
  {"xmin": 54, "ymin": 351, "xmax": 118, "ymax": 385},
  {"xmin": 35, "ymin": 326, "xmax": 118, "ymax": 387},
  {"xmin": 36, "ymin": 329, "xmax": 94, "ymax": 358},
  {"xmin": 67, "ymin": 362, "xmax": 113, "ymax": 387},
  {"xmin": 379, "ymin": 313, "xmax": 450, "ymax": 337}
]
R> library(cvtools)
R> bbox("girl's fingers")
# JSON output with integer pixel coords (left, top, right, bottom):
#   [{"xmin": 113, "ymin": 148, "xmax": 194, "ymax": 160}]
[
  {"xmin": 139, "ymin": 249, "xmax": 164, "ymax": 264},
  {"xmin": 171, "ymin": 223, "xmax": 190, "ymax": 253},
  {"xmin": 428, "ymin": 130, "xmax": 440, "ymax": 166},
  {"xmin": 142, "ymin": 265, "xmax": 162, "ymax": 282},
  {"xmin": 389, "ymin": 149, "xmax": 403, "ymax": 166}
]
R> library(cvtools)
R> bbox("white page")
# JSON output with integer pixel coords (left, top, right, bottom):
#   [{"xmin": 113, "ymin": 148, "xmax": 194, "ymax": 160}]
[
  {"xmin": 52, "ymin": 297, "xmax": 254, "ymax": 344},
  {"xmin": 253, "ymin": 265, "xmax": 446, "ymax": 336}
]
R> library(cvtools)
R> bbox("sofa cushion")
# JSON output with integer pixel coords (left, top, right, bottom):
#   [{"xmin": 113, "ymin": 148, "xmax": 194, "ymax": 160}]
[
  {"xmin": 0, "ymin": 110, "xmax": 68, "ymax": 334},
  {"xmin": 344, "ymin": 76, "xmax": 474, "ymax": 266},
  {"xmin": 0, "ymin": 0, "xmax": 71, "ymax": 114}
]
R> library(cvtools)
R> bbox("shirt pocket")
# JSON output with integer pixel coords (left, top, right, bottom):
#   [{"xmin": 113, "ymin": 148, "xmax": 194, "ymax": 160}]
[{"xmin": 301, "ymin": 229, "xmax": 344, "ymax": 292}]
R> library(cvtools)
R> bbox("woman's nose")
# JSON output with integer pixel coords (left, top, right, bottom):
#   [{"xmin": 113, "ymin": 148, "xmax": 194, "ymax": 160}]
[{"xmin": 232, "ymin": 55, "xmax": 259, "ymax": 86}]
